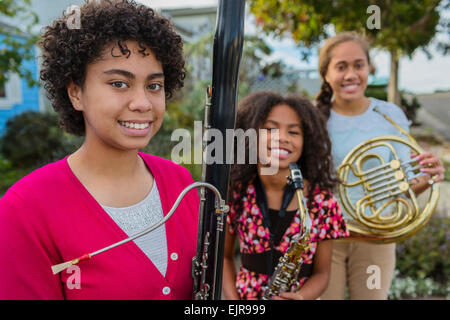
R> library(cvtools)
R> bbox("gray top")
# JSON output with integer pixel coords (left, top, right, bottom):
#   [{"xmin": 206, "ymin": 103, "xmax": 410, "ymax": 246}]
[{"xmin": 102, "ymin": 181, "xmax": 167, "ymax": 276}]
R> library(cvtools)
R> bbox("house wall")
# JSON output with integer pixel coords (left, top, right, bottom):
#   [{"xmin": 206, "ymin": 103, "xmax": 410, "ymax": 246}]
[{"xmin": 0, "ymin": 37, "xmax": 40, "ymax": 136}]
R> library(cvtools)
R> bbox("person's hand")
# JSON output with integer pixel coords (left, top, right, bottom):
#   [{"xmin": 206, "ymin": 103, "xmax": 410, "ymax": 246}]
[
  {"xmin": 413, "ymin": 152, "xmax": 445, "ymax": 184},
  {"xmin": 272, "ymin": 290, "xmax": 304, "ymax": 300}
]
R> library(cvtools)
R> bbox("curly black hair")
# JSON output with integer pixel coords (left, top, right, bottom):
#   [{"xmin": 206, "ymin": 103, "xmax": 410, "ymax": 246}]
[
  {"xmin": 39, "ymin": 0, "xmax": 185, "ymax": 136},
  {"xmin": 230, "ymin": 90, "xmax": 337, "ymax": 204}
]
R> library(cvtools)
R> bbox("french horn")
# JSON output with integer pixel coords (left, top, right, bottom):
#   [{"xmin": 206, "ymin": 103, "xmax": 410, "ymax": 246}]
[{"xmin": 337, "ymin": 107, "xmax": 440, "ymax": 243}]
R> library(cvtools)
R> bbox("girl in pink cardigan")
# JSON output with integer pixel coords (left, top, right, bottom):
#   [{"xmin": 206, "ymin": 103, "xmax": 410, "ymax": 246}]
[{"xmin": 0, "ymin": 0, "xmax": 199, "ymax": 299}]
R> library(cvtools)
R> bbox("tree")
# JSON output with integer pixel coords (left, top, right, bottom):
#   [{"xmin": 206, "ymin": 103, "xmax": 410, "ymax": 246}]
[
  {"xmin": 249, "ymin": 0, "xmax": 447, "ymax": 104},
  {"xmin": 0, "ymin": 0, "xmax": 39, "ymax": 87},
  {"xmin": 182, "ymin": 32, "xmax": 286, "ymax": 99}
]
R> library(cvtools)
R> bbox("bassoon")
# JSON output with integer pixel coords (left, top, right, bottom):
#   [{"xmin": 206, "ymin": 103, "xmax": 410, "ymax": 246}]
[{"xmin": 192, "ymin": 0, "xmax": 245, "ymax": 300}]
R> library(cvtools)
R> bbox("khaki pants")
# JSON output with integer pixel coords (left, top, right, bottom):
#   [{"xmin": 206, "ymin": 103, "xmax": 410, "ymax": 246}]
[{"xmin": 321, "ymin": 240, "xmax": 396, "ymax": 300}]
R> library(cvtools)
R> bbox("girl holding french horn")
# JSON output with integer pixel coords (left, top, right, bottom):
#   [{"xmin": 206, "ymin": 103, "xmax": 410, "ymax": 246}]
[{"xmin": 316, "ymin": 32, "xmax": 445, "ymax": 300}]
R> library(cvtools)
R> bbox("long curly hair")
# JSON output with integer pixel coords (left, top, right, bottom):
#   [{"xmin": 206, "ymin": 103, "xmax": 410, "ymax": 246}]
[
  {"xmin": 229, "ymin": 90, "xmax": 337, "ymax": 204},
  {"xmin": 39, "ymin": 0, "xmax": 185, "ymax": 136}
]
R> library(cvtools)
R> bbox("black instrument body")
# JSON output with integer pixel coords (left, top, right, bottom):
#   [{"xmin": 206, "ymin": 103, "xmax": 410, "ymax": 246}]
[{"xmin": 192, "ymin": 0, "xmax": 245, "ymax": 300}]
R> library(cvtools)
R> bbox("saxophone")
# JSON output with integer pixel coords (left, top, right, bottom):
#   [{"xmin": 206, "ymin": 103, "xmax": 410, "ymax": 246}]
[{"xmin": 262, "ymin": 162, "xmax": 312, "ymax": 300}]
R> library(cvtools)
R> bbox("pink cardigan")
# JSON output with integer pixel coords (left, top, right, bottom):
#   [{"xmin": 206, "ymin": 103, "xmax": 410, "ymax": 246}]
[{"xmin": 0, "ymin": 153, "xmax": 199, "ymax": 300}]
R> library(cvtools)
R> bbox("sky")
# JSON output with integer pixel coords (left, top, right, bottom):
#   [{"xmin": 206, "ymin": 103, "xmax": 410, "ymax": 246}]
[{"xmin": 115, "ymin": 0, "xmax": 450, "ymax": 94}]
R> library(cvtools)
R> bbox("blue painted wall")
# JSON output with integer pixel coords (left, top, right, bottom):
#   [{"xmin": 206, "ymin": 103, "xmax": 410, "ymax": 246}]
[{"xmin": 0, "ymin": 40, "xmax": 40, "ymax": 137}]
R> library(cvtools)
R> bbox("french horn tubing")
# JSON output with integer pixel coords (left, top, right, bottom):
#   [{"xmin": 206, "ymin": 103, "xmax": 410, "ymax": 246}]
[
  {"xmin": 51, "ymin": 182, "xmax": 229, "ymax": 275},
  {"xmin": 337, "ymin": 107, "xmax": 440, "ymax": 243}
]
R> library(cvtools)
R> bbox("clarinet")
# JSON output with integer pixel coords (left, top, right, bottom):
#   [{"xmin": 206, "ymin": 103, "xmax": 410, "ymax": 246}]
[
  {"xmin": 262, "ymin": 163, "xmax": 312, "ymax": 300},
  {"xmin": 191, "ymin": 0, "xmax": 245, "ymax": 300}
]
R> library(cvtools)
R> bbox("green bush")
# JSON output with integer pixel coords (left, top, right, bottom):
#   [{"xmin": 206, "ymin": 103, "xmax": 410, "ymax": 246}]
[
  {"xmin": 396, "ymin": 213, "xmax": 449, "ymax": 282},
  {"xmin": 389, "ymin": 269, "xmax": 448, "ymax": 300},
  {"xmin": 392, "ymin": 212, "xmax": 450, "ymax": 298},
  {"xmin": 365, "ymin": 85, "xmax": 387, "ymax": 101},
  {"xmin": 0, "ymin": 111, "xmax": 82, "ymax": 170},
  {"xmin": 444, "ymin": 160, "xmax": 450, "ymax": 182},
  {"xmin": 0, "ymin": 155, "xmax": 28, "ymax": 194},
  {"xmin": 0, "ymin": 111, "xmax": 82, "ymax": 194}
]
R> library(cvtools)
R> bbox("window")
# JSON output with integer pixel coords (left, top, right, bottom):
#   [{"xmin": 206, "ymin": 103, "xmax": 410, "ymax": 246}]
[
  {"xmin": 0, "ymin": 72, "xmax": 6, "ymax": 97},
  {"xmin": 0, "ymin": 73, "xmax": 22, "ymax": 109},
  {"xmin": 0, "ymin": 83, "xmax": 5, "ymax": 98}
]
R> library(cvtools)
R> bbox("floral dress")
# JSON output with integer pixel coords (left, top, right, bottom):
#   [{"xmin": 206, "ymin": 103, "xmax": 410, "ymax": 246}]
[{"xmin": 227, "ymin": 181, "xmax": 349, "ymax": 300}]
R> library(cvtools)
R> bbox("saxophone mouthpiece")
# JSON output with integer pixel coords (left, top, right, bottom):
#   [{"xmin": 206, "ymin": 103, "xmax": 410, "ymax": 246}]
[{"xmin": 289, "ymin": 162, "xmax": 303, "ymax": 190}]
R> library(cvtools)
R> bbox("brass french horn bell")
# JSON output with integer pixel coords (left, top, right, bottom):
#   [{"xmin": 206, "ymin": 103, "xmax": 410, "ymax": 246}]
[{"xmin": 337, "ymin": 107, "xmax": 440, "ymax": 243}]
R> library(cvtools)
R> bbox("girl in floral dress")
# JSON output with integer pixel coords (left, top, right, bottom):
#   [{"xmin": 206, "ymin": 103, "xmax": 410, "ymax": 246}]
[{"xmin": 222, "ymin": 90, "xmax": 349, "ymax": 300}]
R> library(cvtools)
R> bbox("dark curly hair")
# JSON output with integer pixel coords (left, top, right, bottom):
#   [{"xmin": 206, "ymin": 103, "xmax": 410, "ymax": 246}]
[
  {"xmin": 39, "ymin": 0, "xmax": 185, "ymax": 136},
  {"xmin": 230, "ymin": 90, "xmax": 337, "ymax": 204}
]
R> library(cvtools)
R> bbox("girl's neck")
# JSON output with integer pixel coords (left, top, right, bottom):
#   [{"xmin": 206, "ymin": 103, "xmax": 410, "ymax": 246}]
[
  {"xmin": 67, "ymin": 140, "xmax": 153, "ymax": 208},
  {"xmin": 68, "ymin": 140, "xmax": 143, "ymax": 180},
  {"xmin": 332, "ymin": 96, "xmax": 370, "ymax": 116},
  {"xmin": 257, "ymin": 165, "xmax": 310, "ymax": 207},
  {"xmin": 258, "ymin": 166, "xmax": 289, "ymax": 192}
]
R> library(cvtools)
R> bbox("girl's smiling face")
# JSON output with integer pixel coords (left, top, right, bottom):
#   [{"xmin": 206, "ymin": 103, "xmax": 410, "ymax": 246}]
[
  {"xmin": 325, "ymin": 40, "xmax": 370, "ymax": 103},
  {"xmin": 260, "ymin": 104, "xmax": 304, "ymax": 170},
  {"xmin": 67, "ymin": 40, "xmax": 165, "ymax": 152}
]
